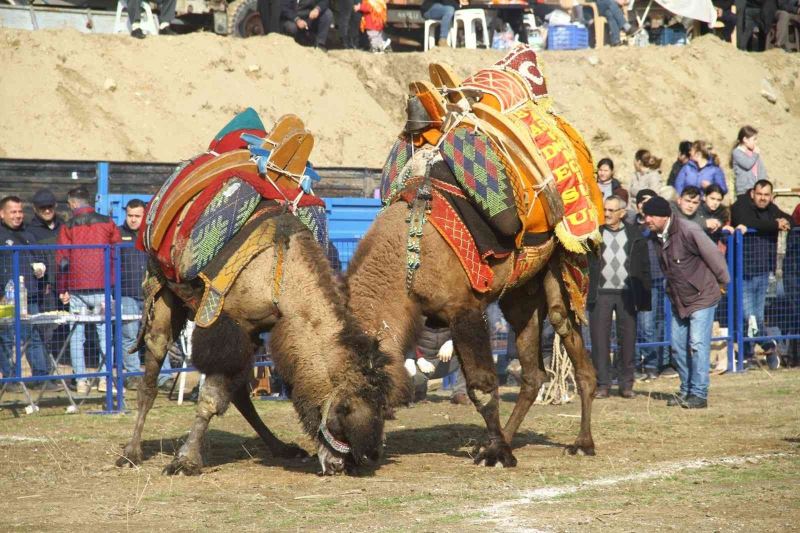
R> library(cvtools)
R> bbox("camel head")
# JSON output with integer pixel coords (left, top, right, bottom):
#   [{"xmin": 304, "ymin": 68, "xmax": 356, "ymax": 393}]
[{"xmin": 316, "ymin": 333, "xmax": 392, "ymax": 475}]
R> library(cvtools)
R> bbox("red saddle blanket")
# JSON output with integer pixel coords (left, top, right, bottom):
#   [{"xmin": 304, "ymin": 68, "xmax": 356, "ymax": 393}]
[{"xmin": 137, "ymin": 125, "xmax": 323, "ymax": 282}]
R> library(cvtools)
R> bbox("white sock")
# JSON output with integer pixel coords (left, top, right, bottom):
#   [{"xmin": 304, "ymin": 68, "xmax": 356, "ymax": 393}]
[{"xmin": 131, "ymin": 21, "xmax": 142, "ymax": 31}]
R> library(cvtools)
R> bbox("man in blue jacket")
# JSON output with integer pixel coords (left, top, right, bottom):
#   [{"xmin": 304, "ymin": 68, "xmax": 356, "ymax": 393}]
[{"xmin": 280, "ymin": 0, "xmax": 334, "ymax": 50}]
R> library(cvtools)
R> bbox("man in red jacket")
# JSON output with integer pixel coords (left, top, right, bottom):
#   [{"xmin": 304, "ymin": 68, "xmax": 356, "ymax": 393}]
[{"xmin": 56, "ymin": 187, "xmax": 121, "ymax": 395}]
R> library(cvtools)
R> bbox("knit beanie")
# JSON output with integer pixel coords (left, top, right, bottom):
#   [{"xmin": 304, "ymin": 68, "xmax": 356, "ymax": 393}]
[{"xmin": 642, "ymin": 196, "xmax": 671, "ymax": 217}]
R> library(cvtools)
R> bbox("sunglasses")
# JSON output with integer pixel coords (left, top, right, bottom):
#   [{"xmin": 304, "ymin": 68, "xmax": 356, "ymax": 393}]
[{"xmin": 36, "ymin": 205, "xmax": 55, "ymax": 211}]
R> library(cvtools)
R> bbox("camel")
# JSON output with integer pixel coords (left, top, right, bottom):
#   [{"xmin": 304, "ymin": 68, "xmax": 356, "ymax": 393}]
[
  {"xmin": 345, "ymin": 48, "xmax": 601, "ymax": 467},
  {"xmin": 116, "ymin": 111, "xmax": 405, "ymax": 475}
]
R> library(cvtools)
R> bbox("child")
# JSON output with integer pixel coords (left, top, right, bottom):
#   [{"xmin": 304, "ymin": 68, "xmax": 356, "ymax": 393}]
[{"xmin": 355, "ymin": 0, "xmax": 391, "ymax": 52}]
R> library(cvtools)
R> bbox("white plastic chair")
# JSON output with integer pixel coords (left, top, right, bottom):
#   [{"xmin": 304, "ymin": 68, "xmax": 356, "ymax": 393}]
[
  {"xmin": 423, "ymin": 19, "xmax": 456, "ymax": 51},
  {"xmin": 113, "ymin": 0, "xmax": 159, "ymax": 35},
  {"xmin": 453, "ymin": 8, "xmax": 489, "ymax": 48}
]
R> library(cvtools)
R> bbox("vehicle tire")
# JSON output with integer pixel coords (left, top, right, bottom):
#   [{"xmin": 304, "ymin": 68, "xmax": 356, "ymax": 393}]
[{"xmin": 227, "ymin": 0, "xmax": 264, "ymax": 38}]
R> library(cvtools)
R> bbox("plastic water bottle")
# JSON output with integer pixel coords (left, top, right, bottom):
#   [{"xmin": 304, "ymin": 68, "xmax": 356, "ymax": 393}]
[
  {"xmin": 3, "ymin": 279, "xmax": 13, "ymax": 304},
  {"xmin": 18, "ymin": 276, "xmax": 27, "ymax": 316}
]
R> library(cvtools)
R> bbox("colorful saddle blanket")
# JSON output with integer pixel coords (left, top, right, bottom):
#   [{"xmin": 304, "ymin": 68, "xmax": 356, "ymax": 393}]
[
  {"xmin": 388, "ymin": 46, "xmax": 603, "ymax": 254},
  {"xmin": 137, "ymin": 108, "xmax": 325, "ymax": 282}
]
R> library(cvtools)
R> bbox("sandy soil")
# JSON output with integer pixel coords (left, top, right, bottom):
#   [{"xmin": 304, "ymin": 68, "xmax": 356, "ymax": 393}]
[{"xmin": 1, "ymin": 29, "xmax": 799, "ymax": 196}]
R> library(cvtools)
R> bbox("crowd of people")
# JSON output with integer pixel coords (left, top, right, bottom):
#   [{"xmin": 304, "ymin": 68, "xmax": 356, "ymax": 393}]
[
  {"xmin": 588, "ymin": 125, "xmax": 798, "ymax": 408},
  {"xmin": 122, "ymin": 0, "xmax": 799, "ymax": 53},
  {"xmin": 0, "ymin": 188, "xmax": 173, "ymax": 395}
]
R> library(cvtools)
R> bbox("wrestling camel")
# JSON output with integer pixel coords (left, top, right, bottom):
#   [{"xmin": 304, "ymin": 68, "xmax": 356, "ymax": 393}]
[
  {"xmin": 346, "ymin": 47, "xmax": 603, "ymax": 467},
  {"xmin": 116, "ymin": 110, "xmax": 405, "ymax": 475}
]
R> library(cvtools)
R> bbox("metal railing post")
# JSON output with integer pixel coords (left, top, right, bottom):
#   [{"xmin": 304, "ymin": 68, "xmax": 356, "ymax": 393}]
[
  {"xmin": 735, "ymin": 230, "xmax": 745, "ymax": 372},
  {"xmin": 103, "ymin": 245, "xmax": 114, "ymax": 412},
  {"xmin": 113, "ymin": 244, "xmax": 125, "ymax": 410},
  {"xmin": 11, "ymin": 250, "xmax": 22, "ymax": 380},
  {"xmin": 725, "ymin": 231, "xmax": 735, "ymax": 372}
]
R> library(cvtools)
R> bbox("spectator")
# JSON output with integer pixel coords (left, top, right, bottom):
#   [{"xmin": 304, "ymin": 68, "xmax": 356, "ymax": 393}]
[
  {"xmin": 672, "ymin": 185, "xmax": 708, "ymax": 229},
  {"xmin": 118, "ymin": 199, "xmax": 172, "ymax": 390},
  {"xmin": 337, "ymin": 0, "xmax": 361, "ymax": 49},
  {"xmin": 699, "ymin": 183, "xmax": 734, "ymax": 241},
  {"xmin": 775, "ymin": 0, "xmax": 800, "ymax": 50},
  {"xmin": 736, "ymin": 0, "xmax": 778, "ymax": 51},
  {"xmin": 629, "ymin": 190, "xmax": 674, "ymax": 379},
  {"xmin": 644, "ymin": 196, "xmax": 730, "ymax": 409},
  {"xmin": 596, "ymin": 158, "xmax": 629, "ymax": 205},
  {"xmin": 259, "ymin": 0, "xmax": 282, "ymax": 34},
  {"xmin": 674, "ymin": 141, "xmax": 728, "ymax": 196},
  {"xmin": 713, "ymin": 0, "xmax": 737, "ymax": 41},
  {"xmin": 356, "ymin": 0, "xmax": 391, "ymax": 52},
  {"xmin": 56, "ymin": 186, "xmax": 122, "ymax": 395},
  {"xmin": 730, "ymin": 179, "xmax": 794, "ymax": 368},
  {"xmin": 280, "ymin": 0, "xmax": 334, "ymax": 51},
  {"xmin": 128, "ymin": 0, "xmax": 177, "ymax": 38},
  {"xmin": 27, "ymin": 188, "xmax": 67, "ymax": 363},
  {"xmin": 594, "ymin": 0, "xmax": 632, "ymax": 46},
  {"xmin": 629, "ymin": 149, "xmax": 663, "ymax": 202},
  {"xmin": 0, "ymin": 196, "xmax": 54, "ymax": 389},
  {"xmin": 667, "ymin": 140, "xmax": 692, "ymax": 188},
  {"xmin": 420, "ymin": 0, "xmax": 465, "ymax": 48},
  {"xmin": 730, "ymin": 125, "xmax": 769, "ymax": 196},
  {"xmin": 588, "ymin": 195, "xmax": 651, "ymax": 399},
  {"xmin": 404, "ymin": 317, "xmax": 469, "ymax": 405}
]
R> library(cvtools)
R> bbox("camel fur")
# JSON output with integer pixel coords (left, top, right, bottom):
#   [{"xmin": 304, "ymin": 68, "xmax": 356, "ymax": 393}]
[
  {"xmin": 116, "ymin": 214, "xmax": 393, "ymax": 476},
  {"xmin": 346, "ymin": 192, "xmax": 597, "ymax": 468}
]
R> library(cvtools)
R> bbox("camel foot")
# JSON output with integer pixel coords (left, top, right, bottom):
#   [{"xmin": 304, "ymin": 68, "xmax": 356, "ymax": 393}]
[
  {"xmin": 272, "ymin": 443, "xmax": 309, "ymax": 459},
  {"xmin": 472, "ymin": 438, "xmax": 517, "ymax": 468},
  {"xmin": 116, "ymin": 445, "xmax": 143, "ymax": 468},
  {"xmin": 566, "ymin": 438, "xmax": 596, "ymax": 456},
  {"xmin": 162, "ymin": 454, "xmax": 204, "ymax": 476}
]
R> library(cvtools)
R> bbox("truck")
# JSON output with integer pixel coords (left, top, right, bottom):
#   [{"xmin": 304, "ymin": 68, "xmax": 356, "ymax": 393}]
[{"xmin": 0, "ymin": 0, "xmax": 266, "ymax": 37}]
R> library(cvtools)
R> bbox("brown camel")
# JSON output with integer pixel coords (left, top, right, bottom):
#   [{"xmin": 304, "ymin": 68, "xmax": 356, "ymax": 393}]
[
  {"xmin": 116, "ymin": 214, "xmax": 404, "ymax": 475},
  {"xmin": 346, "ymin": 191, "xmax": 597, "ymax": 468}
]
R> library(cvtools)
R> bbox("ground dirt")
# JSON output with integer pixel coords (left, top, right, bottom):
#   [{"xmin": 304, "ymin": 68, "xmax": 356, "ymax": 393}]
[
  {"xmin": 1, "ymin": 29, "xmax": 799, "ymax": 196},
  {"xmin": 1, "ymin": 368, "xmax": 799, "ymax": 531}
]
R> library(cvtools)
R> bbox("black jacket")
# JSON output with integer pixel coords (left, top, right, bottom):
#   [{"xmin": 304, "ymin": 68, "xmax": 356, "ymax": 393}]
[
  {"xmin": 119, "ymin": 224, "xmax": 148, "ymax": 299},
  {"xmin": 730, "ymin": 192, "xmax": 794, "ymax": 275},
  {"xmin": 281, "ymin": 0, "xmax": 329, "ymax": 22},
  {"xmin": 26, "ymin": 215, "xmax": 63, "ymax": 308},
  {"xmin": 0, "ymin": 221, "xmax": 44, "ymax": 301},
  {"xmin": 587, "ymin": 222, "xmax": 652, "ymax": 312}
]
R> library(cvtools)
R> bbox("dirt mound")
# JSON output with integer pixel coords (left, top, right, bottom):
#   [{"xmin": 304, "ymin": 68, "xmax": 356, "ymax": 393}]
[{"xmin": 1, "ymin": 29, "xmax": 798, "ymax": 192}]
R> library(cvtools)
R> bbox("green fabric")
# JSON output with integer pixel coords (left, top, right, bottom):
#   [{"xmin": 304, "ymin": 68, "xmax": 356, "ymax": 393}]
[{"xmin": 213, "ymin": 107, "xmax": 265, "ymax": 141}]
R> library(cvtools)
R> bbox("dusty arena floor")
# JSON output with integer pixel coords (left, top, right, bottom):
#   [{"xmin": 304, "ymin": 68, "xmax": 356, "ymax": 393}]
[{"xmin": 1, "ymin": 368, "xmax": 798, "ymax": 531}]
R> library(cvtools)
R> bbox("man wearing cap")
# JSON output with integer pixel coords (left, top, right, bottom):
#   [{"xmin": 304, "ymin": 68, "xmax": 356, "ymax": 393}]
[{"xmin": 644, "ymin": 196, "xmax": 730, "ymax": 409}]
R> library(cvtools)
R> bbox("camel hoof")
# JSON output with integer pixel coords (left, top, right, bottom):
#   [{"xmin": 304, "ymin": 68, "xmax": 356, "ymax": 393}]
[
  {"xmin": 116, "ymin": 446, "xmax": 143, "ymax": 467},
  {"xmin": 275, "ymin": 443, "xmax": 309, "ymax": 459},
  {"xmin": 472, "ymin": 439, "xmax": 517, "ymax": 468},
  {"xmin": 162, "ymin": 456, "xmax": 203, "ymax": 476},
  {"xmin": 566, "ymin": 442, "xmax": 596, "ymax": 456}
]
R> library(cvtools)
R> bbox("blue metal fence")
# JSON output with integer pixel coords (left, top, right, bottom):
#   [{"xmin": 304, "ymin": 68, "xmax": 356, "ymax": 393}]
[{"xmin": 2, "ymin": 227, "xmax": 798, "ymax": 413}]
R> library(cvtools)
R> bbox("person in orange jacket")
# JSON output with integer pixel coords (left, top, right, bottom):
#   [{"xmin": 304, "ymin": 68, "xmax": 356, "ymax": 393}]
[{"xmin": 356, "ymin": 0, "xmax": 391, "ymax": 52}]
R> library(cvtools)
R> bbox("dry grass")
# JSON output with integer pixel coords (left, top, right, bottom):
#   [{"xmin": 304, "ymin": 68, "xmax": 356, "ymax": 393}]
[{"xmin": 1, "ymin": 368, "xmax": 799, "ymax": 531}]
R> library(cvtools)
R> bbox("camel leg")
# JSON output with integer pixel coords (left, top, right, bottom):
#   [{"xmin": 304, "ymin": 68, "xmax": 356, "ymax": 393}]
[
  {"xmin": 117, "ymin": 290, "xmax": 185, "ymax": 467},
  {"xmin": 499, "ymin": 281, "xmax": 548, "ymax": 443},
  {"xmin": 450, "ymin": 309, "xmax": 516, "ymax": 468},
  {"xmin": 163, "ymin": 373, "xmax": 230, "ymax": 475},
  {"xmin": 543, "ymin": 266, "xmax": 596, "ymax": 456},
  {"xmin": 229, "ymin": 384, "xmax": 309, "ymax": 459}
]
